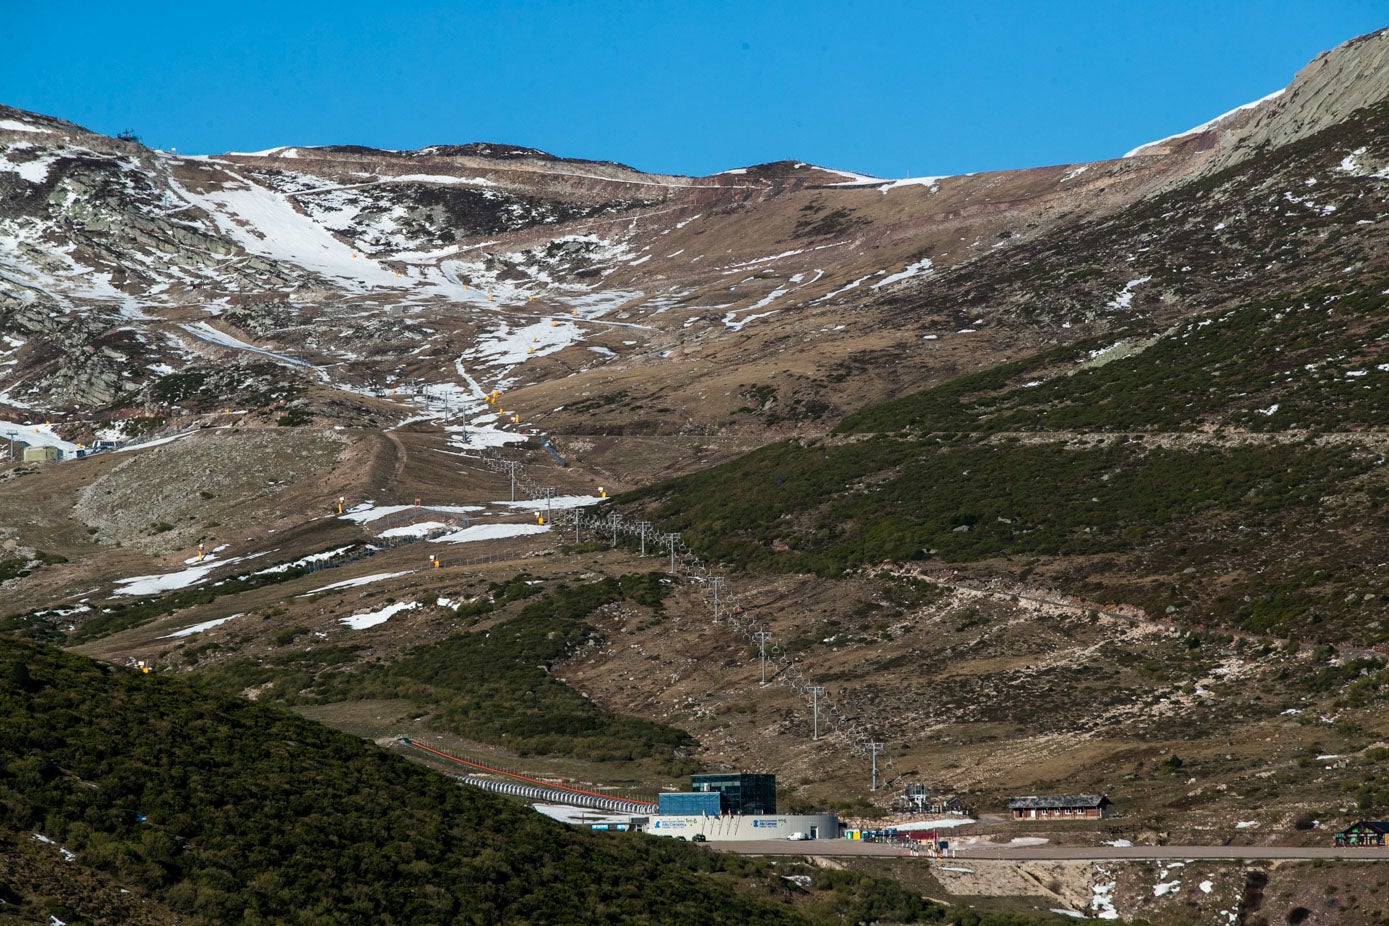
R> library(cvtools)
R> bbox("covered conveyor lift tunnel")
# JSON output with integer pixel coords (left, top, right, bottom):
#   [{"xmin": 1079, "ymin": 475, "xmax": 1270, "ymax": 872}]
[{"xmin": 399, "ymin": 737, "xmax": 654, "ymax": 814}]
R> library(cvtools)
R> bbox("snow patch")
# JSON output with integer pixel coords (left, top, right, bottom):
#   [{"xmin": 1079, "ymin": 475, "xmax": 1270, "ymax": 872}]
[
  {"xmin": 872, "ymin": 258, "xmax": 933, "ymax": 289},
  {"xmin": 254, "ymin": 546, "xmax": 357, "ymax": 574},
  {"xmin": 0, "ymin": 119, "xmax": 52, "ymax": 134},
  {"xmin": 114, "ymin": 559, "xmax": 241, "ymax": 597},
  {"xmin": 1125, "ymin": 88, "xmax": 1285, "ymax": 157},
  {"xmin": 161, "ymin": 614, "xmax": 243, "ymax": 638},
  {"xmin": 1091, "ymin": 878, "xmax": 1119, "ymax": 920},
  {"xmin": 301, "ymin": 570, "xmax": 415, "ymax": 595},
  {"xmin": 891, "ymin": 818, "xmax": 976, "ymax": 831},
  {"xmin": 1107, "ymin": 277, "xmax": 1151, "ymax": 311},
  {"xmin": 501, "ymin": 495, "xmax": 604, "ymax": 511},
  {"xmin": 429, "ymin": 523, "xmax": 549, "ymax": 544},
  {"xmin": 377, "ymin": 521, "xmax": 448, "ymax": 538},
  {"xmin": 340, "ymin": 600, "xmax": 418, "ymax": 630}
]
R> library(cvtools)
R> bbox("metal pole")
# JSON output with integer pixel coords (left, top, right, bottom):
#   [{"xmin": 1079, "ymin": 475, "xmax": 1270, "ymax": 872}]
[
  {"xmin": 504, "ymin": 461, "xmax": 518, "ymax": 502},
  {"xmin": 808, "ymin": 686, "xmax": 826, "ymax": 740},
  {"xmin": 668, "ymin": 533, "xmax": 681, "ymax": 574},
  {"xmin": 610, "ymin": 513, "xmax": 621, "ymax": 546},
  {"xmin": 754, "ymin": 631, "xmax": 772, "ymax": 684},
  {"xmin": 5, "ymin": 430, "xmax": 15, "ymax": 463},
  {"xmin": 867, "ymin": 742, "xmax": 885, "ymax": 791},
  {"xmin": 543, "ymin": 487, "xmax": 555, "ymax": 525},
  {"xmin": 711, "ymin": 576, "xmax": 723, "ymax": 621},
  {"xmin": 638, "ymin": 521, "xmax": 652, "ymax": 556}
]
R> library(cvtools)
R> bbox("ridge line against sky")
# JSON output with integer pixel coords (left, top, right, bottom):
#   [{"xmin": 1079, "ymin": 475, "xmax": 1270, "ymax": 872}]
[{"xmin": 2, "ymin": 1, "xmax": 1386, "ymax": 178}]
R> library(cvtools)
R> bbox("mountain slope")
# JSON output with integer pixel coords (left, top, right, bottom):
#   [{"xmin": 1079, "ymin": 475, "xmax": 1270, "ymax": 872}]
[
  {"xmin": 1, "ymin": 28, "xmax": 1384, "ymax": 436},
  {"xmin": 1, "ymin": 634, "xmax": 969, "ymax": 926},
  {"xmin": 2, "ymin": 27, "xmax": 1389, "ymax": 926}
]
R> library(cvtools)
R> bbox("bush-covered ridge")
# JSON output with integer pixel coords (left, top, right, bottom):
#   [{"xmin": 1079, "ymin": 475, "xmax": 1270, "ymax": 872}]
[
  {"xmin": 838, "ymin": 279, "xmax": 1389, "ymax": 435},
  {"xmin": 624, "ymin": 425, "xmax": 1386, "ymax": 644},
  {"xmin": 628, "ymin": 440, "xmax": 1375, "ymax": 569},
  {"xmin": 1, "ymin": 637, "xmax": 1109, "ymax": 926}
]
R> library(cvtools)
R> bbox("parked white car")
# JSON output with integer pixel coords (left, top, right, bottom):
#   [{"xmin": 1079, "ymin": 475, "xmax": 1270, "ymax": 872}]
[{"xmin": 787, "ymin": 832, "xmax": 810, "ymax": 841}]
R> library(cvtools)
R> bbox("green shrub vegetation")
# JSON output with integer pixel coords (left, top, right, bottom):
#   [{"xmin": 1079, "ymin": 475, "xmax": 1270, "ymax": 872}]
[
  {"xmin": 626, "ymin": 439, "xmax": 1372, "ymax": 577},
  {"xmin": 837, "ymin": 280, "xmax": 1388, "ymax": 436},
  {"xmin": 200, "ymin": 573, "xmax": 692, "ymax": 762},
  {"xmin": 1, "ymin": 637, "xmax": 1106, "ymax": 925}
]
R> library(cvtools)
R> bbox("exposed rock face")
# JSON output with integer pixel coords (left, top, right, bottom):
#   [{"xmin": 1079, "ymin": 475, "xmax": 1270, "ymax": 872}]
[{"xmin": 1129, "ymin": 28, "xmax": 1389, "ymax": 180}]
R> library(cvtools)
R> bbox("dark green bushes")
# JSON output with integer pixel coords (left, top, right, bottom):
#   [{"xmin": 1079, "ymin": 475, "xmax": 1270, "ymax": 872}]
[
  {"xmin": 628, "ymin": 440, "xmax": 1371, "ymax": 576},
  {"xmin": 0, "ymin": 637, "xmax": 805, "ymax": 925},
  {"xmin": 204, "ymin": 573, "xmax": 690, "ymax": 762}
]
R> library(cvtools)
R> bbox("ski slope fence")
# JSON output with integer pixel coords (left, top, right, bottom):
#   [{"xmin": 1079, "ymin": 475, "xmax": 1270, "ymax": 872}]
[{"xmin": 448, "ymin": 438, "xmax": 910, "ymax": 798}]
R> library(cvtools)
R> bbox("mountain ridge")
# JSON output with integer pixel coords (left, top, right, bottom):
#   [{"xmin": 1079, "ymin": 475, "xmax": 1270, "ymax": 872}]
[{"xmin": 2, "ymin": 27, "xmax": 1389, "ymax": 926}]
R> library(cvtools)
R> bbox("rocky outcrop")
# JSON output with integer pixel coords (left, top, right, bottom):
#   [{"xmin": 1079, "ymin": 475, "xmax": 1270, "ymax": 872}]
[{"xmin": 1130, "ymin": 28, "xmax": 1389, "ymax": 182}]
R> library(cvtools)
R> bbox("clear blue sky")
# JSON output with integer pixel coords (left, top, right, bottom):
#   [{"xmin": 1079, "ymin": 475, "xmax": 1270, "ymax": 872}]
[{"xmin": 3, "ymin": 1, "xmax": 1385, "ymax": 178}]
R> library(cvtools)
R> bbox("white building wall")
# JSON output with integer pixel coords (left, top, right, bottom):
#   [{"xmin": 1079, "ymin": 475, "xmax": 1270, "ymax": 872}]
[{"xmin": 645, "ymin": 814, "xmax": 840, "ymax": 841}]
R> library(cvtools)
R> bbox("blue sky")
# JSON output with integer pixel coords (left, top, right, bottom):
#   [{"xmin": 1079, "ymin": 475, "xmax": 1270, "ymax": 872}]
[{"xmin": 3, "ymin": 1, "xmax": 1385, "ymax": 178}]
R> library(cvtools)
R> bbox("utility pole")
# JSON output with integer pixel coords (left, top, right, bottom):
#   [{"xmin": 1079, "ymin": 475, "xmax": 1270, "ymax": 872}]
[
  {"xmin": 610, "ymin": 512, "xmax": 622, "ymax": 546},
  {"xmin": 867, "ymin": 742, "xmax": 885, "ymax": 791},
  {"xmin": 637, "ymin": 521, "xmax": 652, "ymax": 556},
  {"xmin": 503, "ymin": 461, "xmax": 519, "ymax": 502},
  {"xmin": 541, "ymin": 487, "xmax": 555, "ymax": 525},
  {"xmin": 5, "ymin": 430, "xmax": 16, "ymax": 463},
  {"xmin": 710, "ymin": 576, "xmax": 723, "ymax": 621},
  {"xmin": 808, "ymin": 686, "xmax": 826, "ymax": 740},
  {"xmin": 754, "ymin": 631, "xmax": 772, "ymax": 684},
  {"xmin": 667, "ymin": 532, "xmax": 681, "ymax": 574}
]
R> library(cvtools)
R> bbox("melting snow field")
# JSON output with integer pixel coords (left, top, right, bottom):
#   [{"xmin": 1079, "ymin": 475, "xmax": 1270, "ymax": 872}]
[
  {"xmin": 112, "ymin": 430, "xmax": 200, "ymax": 453},
  {"xmin": 461, "ymin": 317, "xmax": 584, "ymax": 368},
  {"xmin": 300, "ymin": 570, "xmax": 415, "ymax": 595},
  {"xmin": 169, "ymin": 170, "xmax": 406, "ymax": 292},
  {"xmin": 0, "ymin": 119, "xmax": 52, "ymax": 133},
  {"xmin": 501, "ymin": 495, "xmax": 603, "ymax": 511},
  {"xmin": 0, "ymin": 419, "xmax": 80, "ymax": 456},
  {"xmin": 340, "ymin": 601, "xmax": 418, "ymax": 630},
  {"xmin": 1107, "ymin": 277, "xmax": 1151, "ymax": 310},
  {"xmin": 1124, "ymin": 88, "xmax": 1285, "ymax": 157},
  {"xmin": 872, "ymin": 258, "xmax": 933, "ymax": 289},
  {"xmin": 114, "ymin": 559, "xmax": 238, "ymax": 596},
  {"xmin": 339, "ymin": 503, "xmax": 419, "ymax": 523},
  {"xmin": 182, "ymin": 321, "xmax": 315, "ymax": 369},
  {"xmin": 430, "ymin": 523, "xmax": 549, "ymax": 544},
  {"xmin": 161, "ymin": 614, "xmax": 243, "ymax": 638},
  {"xmin": 377, "ymin": 521, "xmax": 448, "ymax": 538},
  {"xmin": 255, "ymin": 545, "xmax": 356, "ymax": 574},
  {"xmin": 1091, "ymin": 879, "xmax": 1119, "ymax": 920}
]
